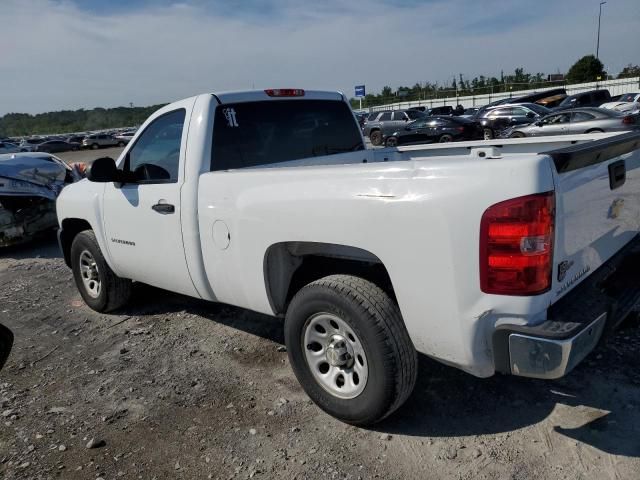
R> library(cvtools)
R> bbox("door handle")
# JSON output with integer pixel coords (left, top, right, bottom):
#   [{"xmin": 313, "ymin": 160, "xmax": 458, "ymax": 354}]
[{"xmin": 152, "ymin": 203, "xmax": 175, "ymax": 214}]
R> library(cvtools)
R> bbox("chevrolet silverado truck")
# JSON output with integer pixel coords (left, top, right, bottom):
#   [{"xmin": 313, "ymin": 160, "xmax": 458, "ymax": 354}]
[{"xmin": 56, "ymin": 88, "xmax": 640, "ymax": 425}]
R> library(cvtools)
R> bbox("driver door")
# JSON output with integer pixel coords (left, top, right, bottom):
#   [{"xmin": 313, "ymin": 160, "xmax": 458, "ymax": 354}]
[{"xmin": 102, "ymin": 107, "xmax": 198, "ymax": 297}]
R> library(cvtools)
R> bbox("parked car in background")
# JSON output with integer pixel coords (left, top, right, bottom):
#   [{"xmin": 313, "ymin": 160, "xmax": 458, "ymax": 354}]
[
  {"xmin": 0, "ymin": 142, "xmax": 21, "ymax": 154},
  {"xmin": 114, "ymin": 131, "xmax": 136, "ymax": 146},
  {"xmin": 385, "ymin": 116, "xmax": 481, "ymax": 146},
  {"xmin": 600, "ymin": 93, "xmax": 640, "ymax": 113},
  {"xmin": 476, "ymin": 103, "xmax": 550, "ymax": 139},
  {"xmin": 66, "ymin": 135, "xmax": 86, "ymax": 144},
  {"xmin": 408, "ymin": 106, "xmax": 455, "ymax": 116},
  {"xmin": 363, "ymin": 109, "xmax": 427, "ymax": 145},
  {"xmin": 554, "ymin": 89, "xmax": 611, "ymax": 111},
  {"xmin": 19, "ymin": 137, "xmax": 47, "ymax": 152},
  {"xmin": 503, "ymin": 107, "xmax": 640, "ymax": 138},
  {"xmin": 35, "ymin": 140, "xmax": 81, "ymax": 153},
  {"xmin": 82, "ymin": 134, "xmax": 119, "ymax": 150}
]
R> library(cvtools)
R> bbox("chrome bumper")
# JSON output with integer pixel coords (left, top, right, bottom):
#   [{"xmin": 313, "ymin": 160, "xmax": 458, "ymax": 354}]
[{"xmin": 507, "ymin": 313, "xmax": 607, "ymax": 379}]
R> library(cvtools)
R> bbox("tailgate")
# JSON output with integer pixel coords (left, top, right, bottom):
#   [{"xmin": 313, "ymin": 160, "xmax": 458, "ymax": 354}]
[{"xmin": 549, "ymin": 132, "xmax": 640, "ymax": 299}]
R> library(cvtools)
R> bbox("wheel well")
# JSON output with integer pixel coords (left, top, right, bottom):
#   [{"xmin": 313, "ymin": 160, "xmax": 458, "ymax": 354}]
[
  {"xmin": 264, "ymin": 242, "xmax": 396, "ymax": 315},
  {"xmin": 59, "ymin": 218, "xmax": 92, "ymax": 267},
  {"xmin": 586, "ymin": 128, "xmax": 604, "ymax": 133}
]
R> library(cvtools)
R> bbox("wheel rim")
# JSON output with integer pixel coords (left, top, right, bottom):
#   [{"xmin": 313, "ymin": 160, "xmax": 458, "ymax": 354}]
[
  {"xmin": 387, "ymin": 138, "xmax": 397, "ymax": 147},
  {"xmin": 302, "ymin": 313, "xmax": 368, "ymax": 399},
  {"xmin": 440, "ymin": 135, "xmax": 452, "ymax": 143},
  {"xmin": 79, "ymin": 250, "xmax": 101, "ymax": 298},
  {"xmin": 483, "ymin": 129, "xmax": 493, "ymax": 140}
]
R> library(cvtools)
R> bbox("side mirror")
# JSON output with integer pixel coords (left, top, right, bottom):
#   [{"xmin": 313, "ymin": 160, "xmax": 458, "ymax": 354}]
[{"xmin": 86, "ymin": 157, "xmax": 119, "ymax": 182}]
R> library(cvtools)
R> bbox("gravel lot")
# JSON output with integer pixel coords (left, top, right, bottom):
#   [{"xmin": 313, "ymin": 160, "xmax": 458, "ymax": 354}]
[{"xmin": 1, "ymin": 156, "xmax": 640, "ymax": 479}]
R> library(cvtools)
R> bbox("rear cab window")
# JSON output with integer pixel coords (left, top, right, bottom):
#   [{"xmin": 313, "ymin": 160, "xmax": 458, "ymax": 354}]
[{"xmin": 211, "ymin": 100, "xmax": 364, "ymax": 171}]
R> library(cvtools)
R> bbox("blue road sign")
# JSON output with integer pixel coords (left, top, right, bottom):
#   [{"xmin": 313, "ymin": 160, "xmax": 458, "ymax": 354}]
[{"xmin": 355, "ymin": 85, "xmax": 366, "ymax": 97}]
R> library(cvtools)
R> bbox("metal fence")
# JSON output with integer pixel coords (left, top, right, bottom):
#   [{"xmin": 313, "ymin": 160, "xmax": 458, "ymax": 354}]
[{"xmin": 361, "ymin": 77, "xmax": 640, "ymax": 112}]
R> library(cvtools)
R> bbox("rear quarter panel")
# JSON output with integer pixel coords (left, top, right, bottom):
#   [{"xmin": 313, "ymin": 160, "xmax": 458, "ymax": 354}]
[{"xmin": 197, "ymin": 152, "xmax": 556, "ymax": 377}]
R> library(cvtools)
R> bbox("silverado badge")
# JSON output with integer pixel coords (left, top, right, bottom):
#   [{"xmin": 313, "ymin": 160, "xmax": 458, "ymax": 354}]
[{"xmin": 557, "ymin": 260, "xmax": 574, "ymax": 282}]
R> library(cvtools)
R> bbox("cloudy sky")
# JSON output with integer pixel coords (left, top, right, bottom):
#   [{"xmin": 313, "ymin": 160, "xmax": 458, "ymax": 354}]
[{"xmin": 0, "ymin": 0, "xmax": 638, "ymax": 115}]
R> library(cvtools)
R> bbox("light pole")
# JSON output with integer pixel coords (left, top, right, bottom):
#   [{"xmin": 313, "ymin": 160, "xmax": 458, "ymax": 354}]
[{"xmin": 596, "ymin": 1, "xmax": 606, "ymax": 60}]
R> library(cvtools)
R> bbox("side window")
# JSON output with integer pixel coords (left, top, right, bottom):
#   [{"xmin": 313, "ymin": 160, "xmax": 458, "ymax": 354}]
[
  {"xmin": 379, "ymin": 112, "xmax": 392, "ymax": 121},
  {"xmin": 392, "ymin": 111, "xmax": 407, "ymax": 121},
  {"xmin": 367, "ymin": 112, "xmax": 379, "ymax": 121},
  {"xmin": 571, "ymin": 112, "xmax": 595, "ymax": 122},
  {"xmin": 126, "ymin": 109, "xmax": 185, "ymax": 183},
  {"xmin": 406, "ymin": 110, "xmax": 424, "ymax": 120},
  {"xmin": 576, "ymin": 95, "xmax": 590, "ymax": 106}
]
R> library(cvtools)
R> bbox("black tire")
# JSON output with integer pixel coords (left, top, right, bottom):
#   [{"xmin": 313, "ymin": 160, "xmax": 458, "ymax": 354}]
[
  {"xmin": 439, "ymin": 134, "xmax": 453, "ymax": 143},
  {"xmin": 285, "ymin": 275, "xmax": 418, "ymax": 425},
  {"xmin": 91, "ymin": 143, "xmax": 99, "ymax": 150},
  {"xmin": 510, "ymin": 131, "xmax": 525, "ymax": 138},
  {"xmin": 586, "ymin": 129, "xmax": 604, "ymax": 134},
  {"xmin": 118, "ymin": 141, "xmax": 125, "ymax": 147},
  {"xmin": 385, "ymin": 137, "xmax": 398, "ymax": 147},
  {"xmin": 70, "ymin": 230, "xmax": 131, "ymax": 312},
  {"xmin": 369, "ymin": 130, "xmax": 383, "ymax": 146},
  {"xmin": 483, "ymin": 128, "xmax": 494, "ymax": 140}
]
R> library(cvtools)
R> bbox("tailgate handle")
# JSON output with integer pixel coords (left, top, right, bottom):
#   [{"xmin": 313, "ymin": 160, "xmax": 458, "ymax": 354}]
[{"xmin": 608, "ymin": 160, "xmax": 626, "ymax": 190}]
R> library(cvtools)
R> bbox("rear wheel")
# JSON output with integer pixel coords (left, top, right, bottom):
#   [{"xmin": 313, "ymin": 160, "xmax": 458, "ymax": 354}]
[
  {"xmin": 91, "ymin": 143, "xmax": 99, "ymax": 150},
  {"xmin": 483, "ymin": 128, "xmax": 494, "ymax": 140},
  {"xmin": 385, "ymin": 137, "xmax": 398, "ymax": 147},
  {"xmin": 71, "ymin": 230, "xmax": 131, "ymax": 312},
  {"xmin": 118, "ymin": 141, "xmax": 125, "ymax": 147},
  {"xmin": 285, "ymin": 275, "xmax": 418, "ymax": 425},
  {"xmin": 510, "ymin": 131, "xmax": 525, "ymax": 138},
  {"xmin": 586, "ymin": 129, "xmax": 604, "ymax": 134},
  {"xmin": 439, "ymin": 134, "xmax": 453, "ymax": 143},
  {"xmin": 369, "ymin": 130, "xmax": 383, "ymax": 146}
]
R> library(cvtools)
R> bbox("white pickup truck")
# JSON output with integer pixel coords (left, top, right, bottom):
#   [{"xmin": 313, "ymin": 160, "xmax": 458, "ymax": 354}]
[{"xmin": 56, "ymin": 89, "xmax": 640, "ymax": 425}]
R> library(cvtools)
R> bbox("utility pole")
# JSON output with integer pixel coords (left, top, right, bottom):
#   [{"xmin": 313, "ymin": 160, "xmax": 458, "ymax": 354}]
[{"xmin": 596, "ymin": 1, "xmax": 606, "ymax": 60}]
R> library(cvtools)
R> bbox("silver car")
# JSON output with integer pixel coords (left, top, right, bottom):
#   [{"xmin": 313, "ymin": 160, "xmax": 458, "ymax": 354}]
[
  {"xmin": 505, "ymin": 107, "xmax": 640, "ymax": 138},
  {"xmin": 82, "ymin": 134, "xmax": 119, "ymax": 150}
]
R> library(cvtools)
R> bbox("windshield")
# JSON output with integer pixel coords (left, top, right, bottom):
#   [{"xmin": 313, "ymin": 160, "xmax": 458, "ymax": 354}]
[
  {"xmin": 619, "ymin": 93, "xmax": 639, "ymax": 102},
  {"xmin": 211, "ymin": 100, "xmax": 364, "ymax": 171}
]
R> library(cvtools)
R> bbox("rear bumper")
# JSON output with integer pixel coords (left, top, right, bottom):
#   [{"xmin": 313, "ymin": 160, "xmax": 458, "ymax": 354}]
[{"xmin": 493, "ymin": 234, "xmax": 640, "ymax": 379}]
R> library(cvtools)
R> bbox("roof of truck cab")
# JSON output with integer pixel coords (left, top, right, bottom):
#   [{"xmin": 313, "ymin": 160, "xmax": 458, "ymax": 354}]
[{"xmin": 213, "ymin": 90, "xmax": 344, "ymax": 104}]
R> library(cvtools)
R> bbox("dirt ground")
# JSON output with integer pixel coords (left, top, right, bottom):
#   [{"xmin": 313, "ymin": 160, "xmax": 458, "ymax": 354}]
[{"xmin": 1, "ymin": 234, "xmax": 640, "ymax": 480}]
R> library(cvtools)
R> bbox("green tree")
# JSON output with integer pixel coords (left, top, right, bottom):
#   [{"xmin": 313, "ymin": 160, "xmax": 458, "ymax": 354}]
[
  {"xmin": 566, "ymin": 55, "xmax": 606, "ymax": 83},
  {"xmin": 617, "ymin": 64, "xmax": 640, "ymax": 79}
]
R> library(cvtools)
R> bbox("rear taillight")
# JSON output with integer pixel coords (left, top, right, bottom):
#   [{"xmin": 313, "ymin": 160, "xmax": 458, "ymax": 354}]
[
  {"xmin": 480, "ymin": 192, "xmax": 555, "ymax": 295},
  {"xmin": 457, "ymin": 126, "xmax": 465, "ymax": 132},
  {"xmin": 265, "ymin": 89, "xmax": 305, "ymax": 97},
  {"xmin": 622, "ymin": 116, "xmax": 635, "ymax": 125}
]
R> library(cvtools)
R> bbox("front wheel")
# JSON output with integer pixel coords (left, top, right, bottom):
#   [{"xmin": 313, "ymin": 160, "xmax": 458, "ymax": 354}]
[
  {"xmin": 118, "ymin": 141, "xmax": 125, "ymax": 147},
  {"xmin": 510, "ymin": 131, "xmax": 525, "ymax": 138},
  {"xmin": 71, "ymin": 230, "xmax": 131, "ymax": 312},
  {"xmin": 385, "ymin": 136, "xmax": 398, "ymax": 147},
  {"xmin": 439, "ymin": 134, "xmax": 453, "ymax": 143},
  {"xmin": 91, "ymin": 143, "xmax": 99, "ymax": 150},
  {"xmin": 483, "ymin": 128, "xmax": 494, "ymax": 140},
  {"xmin": 285, "ymin": 275, "xmax": 418, "ymax": 425}
]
